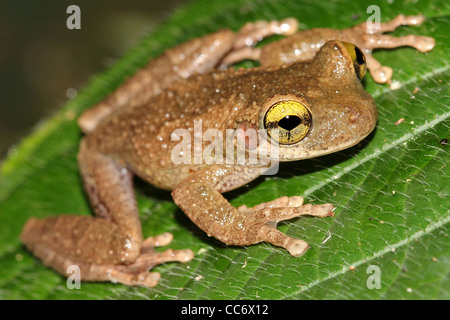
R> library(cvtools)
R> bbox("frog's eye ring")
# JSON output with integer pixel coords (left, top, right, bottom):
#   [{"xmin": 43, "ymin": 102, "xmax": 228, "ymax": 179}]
[
  {"xmin": 342, "ymin": 42, "xmax": 367, "ymax": 80},
  {"xmin": 264, "ymin": 100, "xmax": 312, "ymax": 145}
]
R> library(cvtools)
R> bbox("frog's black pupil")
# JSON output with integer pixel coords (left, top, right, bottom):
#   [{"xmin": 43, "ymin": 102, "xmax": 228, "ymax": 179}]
[
  {"xmin": 354, "ymin": 46, "xmax": 365, "ymax": 65},
  {"xmin": 278, "ymin": 115, "xmax": 301, "ymax": 131}
]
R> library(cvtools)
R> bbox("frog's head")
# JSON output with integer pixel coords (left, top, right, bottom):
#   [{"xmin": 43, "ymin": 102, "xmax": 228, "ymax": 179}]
[{"xmin": 256, "ymin": 40, "xmax": 377, "ymax": 161}]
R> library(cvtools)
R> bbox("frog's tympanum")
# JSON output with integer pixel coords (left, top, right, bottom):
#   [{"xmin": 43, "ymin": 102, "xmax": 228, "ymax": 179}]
[{"xmin": 21, "ymin": 16, "xmax": 435, "ymax": 287}]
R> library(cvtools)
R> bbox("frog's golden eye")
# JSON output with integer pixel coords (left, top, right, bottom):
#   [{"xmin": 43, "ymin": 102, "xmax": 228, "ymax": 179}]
[
  {"xmin": 342, "ymin": 42, "xmax": 367, "ymax": 80},
  {"xmin": 264, "ymin": 100, "xmax": 311, "ymax": 145}
]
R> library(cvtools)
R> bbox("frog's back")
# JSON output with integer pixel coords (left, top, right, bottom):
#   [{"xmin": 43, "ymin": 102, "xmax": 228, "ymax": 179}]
[
  {"xmin": 83, "ymin": 69, "xmax": 245, "ymax": 188},
  {"xmin": 85, "ymin": 63, "xmax": 314, "ymax": 189}
]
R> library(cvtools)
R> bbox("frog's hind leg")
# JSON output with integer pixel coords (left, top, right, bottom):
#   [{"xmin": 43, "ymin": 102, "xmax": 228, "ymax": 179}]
[
  {"xmin": 21, "ymin": 138, "xmax": 193, "ymax": 288},
  {"xmin": 219, "ymin": 18, "xmax": 299, "ymax": 67},
  {"xmin": 347, "ymin": 15, "xmax": 435, "ymax": 83},
  {"xmin": 21, "ymin": 217, "xmax": 192, "ymax": 287},
  {"xmin": 79, "ymin": 18, "xmax": 299, "ymax": 133},
  {"xmin": 78, "ymin": 28, "xmax": 238, "ymax": 134}
]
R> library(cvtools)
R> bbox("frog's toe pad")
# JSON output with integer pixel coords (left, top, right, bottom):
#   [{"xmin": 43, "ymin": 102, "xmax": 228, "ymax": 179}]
[
  {"xmin": 371, "ymin": 66, "xmax": 393, "ymax": 84},
  {"xmin": 142, "ymin": 232, "xmax": 174, "ymax": 250},
  {"xmin": 286, "ymin": 239, "xmax": 310, "ymax": 257},
  {"xmin": 414, "ymin": 36, "xmax": 435, "ymax": 52},
  {"xmin": 298, "ymin": 203, "xmax": 335, "ymax": 218}
]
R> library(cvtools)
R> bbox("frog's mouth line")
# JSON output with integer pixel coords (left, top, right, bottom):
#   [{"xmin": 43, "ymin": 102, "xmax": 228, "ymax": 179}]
[
  {"xmin": 168, "ymin": 112, "xmax": 376, "ymax": 167},
  {"xmin": 273, "ymin": 122, "xmax": 377, "ymax": 161},
  {"xmin": 236, "ymin": 115, "xmax": 377, "ymax": 163}
]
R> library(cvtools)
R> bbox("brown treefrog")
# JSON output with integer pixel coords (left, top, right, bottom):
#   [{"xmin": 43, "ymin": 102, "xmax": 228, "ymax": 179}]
[{"xmin": 21, "ymin": 16, "xmax": 434, "ymax": 287}]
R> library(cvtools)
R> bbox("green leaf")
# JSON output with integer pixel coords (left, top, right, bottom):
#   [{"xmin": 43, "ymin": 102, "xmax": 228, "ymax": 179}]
[{"xmin": 1, "ymin": 0, "xmax": 448, "ymax": 300}]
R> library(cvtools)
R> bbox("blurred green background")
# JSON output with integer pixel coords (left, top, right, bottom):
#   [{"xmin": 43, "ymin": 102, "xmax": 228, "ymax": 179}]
[{"xmin": 0, "ymin": 0, "xmax": 188, "ymax": 157}]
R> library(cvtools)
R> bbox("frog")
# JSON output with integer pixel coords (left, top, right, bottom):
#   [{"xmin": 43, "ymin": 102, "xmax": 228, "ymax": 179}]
[{"xmin": 21, "ymin": 15, "xmax": 435, "ymax": 288}]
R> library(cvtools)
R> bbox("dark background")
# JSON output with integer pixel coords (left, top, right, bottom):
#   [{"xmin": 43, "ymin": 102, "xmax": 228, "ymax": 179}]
[{"xmin": 0, "ymin": 0, "xmax": 188, "ymax": 157}]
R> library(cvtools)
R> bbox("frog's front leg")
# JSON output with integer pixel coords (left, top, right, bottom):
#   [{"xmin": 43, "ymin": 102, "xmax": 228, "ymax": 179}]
[
  {"xmin": 172, "ymin": 165, "xmax": 334, "ymax": 256},
  {"xmin": 343, "ymin": 14, "xmax": 435, "ymax": 83},
  {"xmin": 21, "ymin": 138, "xmax": 193, "ymax": 287}
]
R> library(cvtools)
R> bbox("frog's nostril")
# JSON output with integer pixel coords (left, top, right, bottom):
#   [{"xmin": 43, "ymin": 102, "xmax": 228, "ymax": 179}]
[{"xmin": 349, "ymin": 112, "xmax": 359, "ymax": 123}]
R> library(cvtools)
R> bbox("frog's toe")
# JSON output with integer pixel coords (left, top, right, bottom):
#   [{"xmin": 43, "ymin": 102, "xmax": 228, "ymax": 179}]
[
  {"xmin": 106, "ymin": 248, "xmax": 194, "ymax": 287},
  {"xmin": 234, "ymin": 18, "xmax": 298, "ymax": 49},
  {"xmin": 238, "ymin": 196, "xmax": 304, "ymax": 212},
  {"xmin": 134, "ymin": 248, "xmax": 194, "ymax": 270},
  {"xmin": 109, "ymin": 231, "xmax": 194, "ymax": 287},
  {"xmin": 254, "ymin": 224, "xmax": 310, "ymax": 257},
  {"xmin": 248, "ymin": 201, "xmax": 335, "ymax": 225},
  {"xmin": 106, "ymin": 268, "xmax": 161, "ymax": 287},
  {"xmin": 139, "ymin": 233, "xmax": 194, "ymax": 269},
  {"xmin": 293, "ymin": 203, "xmax": 336, "ymax": 218},
  {"xmin": 403, "ymin": 15, "xmax": 425, "ymax": 26},
  {"xmin": 141, "ymin": 232, "xmax": 194, "ymax": 264},
  {"xmin": 142, "ymin": 232, "xmax": 174, "ymax": 250},
  {"xmin": 366, "ymin": 58, "xmax": 393, "ymax": 84},
  {"xmin": 286, "ymin": 239, "xmax": 310, "ymax": 257},
  {"xmin": 142, "ymin": 272, "xmax": 161, "ymax": 287},
  {"xmin": 414, "ymin": 36, "xmax": 435, "ymax": 52}
]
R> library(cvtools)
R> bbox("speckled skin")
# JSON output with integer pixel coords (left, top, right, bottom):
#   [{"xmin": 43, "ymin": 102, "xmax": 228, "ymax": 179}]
[{"xmin": 21, "ymin": 16, "xmax": 434, "ymax": 287}]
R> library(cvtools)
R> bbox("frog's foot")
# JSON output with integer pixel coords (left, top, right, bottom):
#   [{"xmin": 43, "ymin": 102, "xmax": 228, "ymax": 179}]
[
  {"xmin": 361, "ymin": 14, "xmax": 435, "ymax": 52},
  {"xmin": 365, "ymin": 14, "xmax": 426, "ymax": 35},
  {"xmin": 237, "ymin": 196, "xmax": 334, "ymax": 257},
  {"xmin": 363, "ymin": 32, "xmax": 434, "ymax": 83},
  {"xmin": 345, "ymin": 15, "xmax": 435, "ymax": 83},
  {"xmin": 220, "ymin": 18, "xmax": 298, "ymax": 67},
  {"xmin": 233, "ymin": 18, "xmax": 299, "ymax": 49},
  {"xmin": 98, "ymin": 232, "xmax": 194, "ymax": 288}
]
